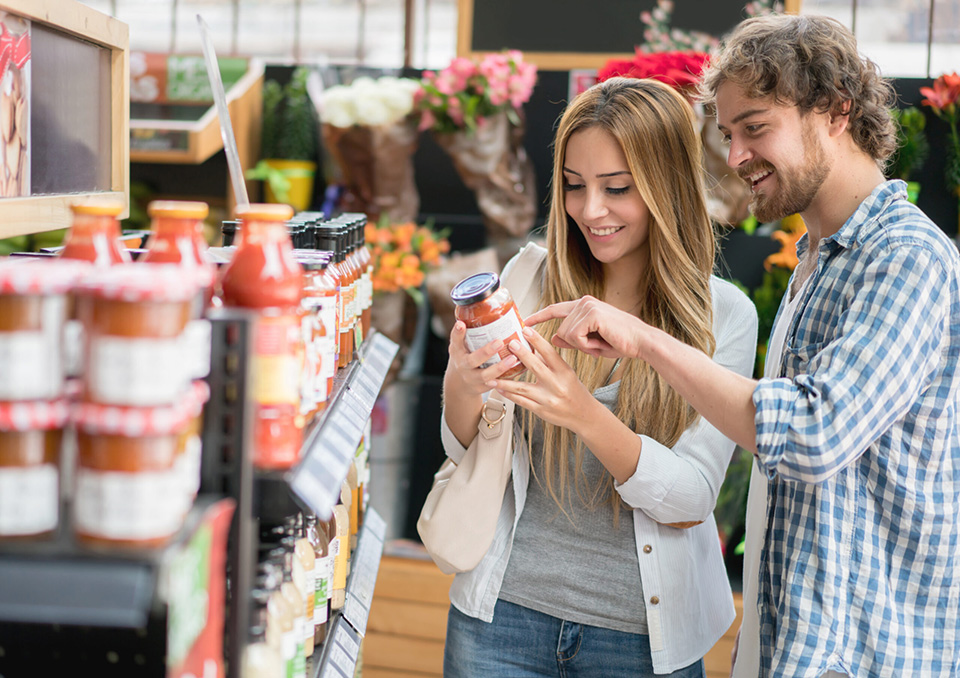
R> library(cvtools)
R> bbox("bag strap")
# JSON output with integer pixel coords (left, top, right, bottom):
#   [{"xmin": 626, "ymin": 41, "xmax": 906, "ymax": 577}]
[{"xmin": 501, "ymin": 244, "xmax": 547, "ymax": 319}]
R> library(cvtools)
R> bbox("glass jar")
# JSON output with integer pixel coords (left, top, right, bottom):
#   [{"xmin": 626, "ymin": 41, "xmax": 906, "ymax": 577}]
[
  {"xmin": 0, "ymin": 399, "xmax": 68, "ymax": 540},
  {"xmin": 60, "ymin": 202, "xmax": 132, "ymax": 266},
  {"xmin": 74, "ymin": 264, "xmax": 196, "ymax": 406},
  {"xmin": 141, "ymin": 200, "xmax": 210, "ymax": 266},
  {"xmin": 174, "ymin": 380, "xmax": 210, "ymax": 518},
  {"xmin": 451, "ymin": 272, "xmax": 529, "ymax": 378},
  {"xmin": 219, "ymin": 204, "xmax": 304, "ymax": 470},
  {"xmin": 294, "ymin": 252, "xmax": 332, "ymax": 418},
  {"xmin": 0, "ymin": 259, "xmax": 90, "ymax": 400},
  {"xmin": 73, "ymin": 398, "xmax": 193, "ymax": 548}
]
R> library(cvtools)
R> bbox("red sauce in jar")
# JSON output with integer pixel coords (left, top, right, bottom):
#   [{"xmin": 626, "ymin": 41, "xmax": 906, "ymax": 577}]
[
  {"xmin": 451, "ymin": 272, "xmax": 529, "ymax": 379},
  {"xmin": 60, "ymin": 202, "xmax": 132, "ymax": 266}
]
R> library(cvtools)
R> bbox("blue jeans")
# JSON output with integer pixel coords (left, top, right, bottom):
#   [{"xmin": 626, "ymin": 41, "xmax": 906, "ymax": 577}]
[{"xmin": 444, "ymin": 599, "xmax": 706, "ymax": 678}]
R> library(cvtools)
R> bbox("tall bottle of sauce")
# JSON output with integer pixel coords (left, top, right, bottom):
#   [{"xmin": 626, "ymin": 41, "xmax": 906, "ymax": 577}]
[
  {"xmin": 315, "ymin": 228, "xmax": 342, "ymax": 375},
  {"xmin": 331, "ymin": 482, "xmax": 351, "ymax": 611},
  {"xmin": 243, "ymin": 597, "xmax": 284, "ymax": 678},
  {"xmin": 60, "ymin": 202, "xmax": 132, "ymax": 266},
  {"xmin": 286, "ymin": 515, "xmax": 316, "ymax": 658},
  {"xmin": 354, "ymin": 217, "xmax": 373, "ymax": 341},
  {"xmin": 219, "ymin": 204, "xmax": 304, "ymax": 470},
  {"xmin": 257, "ymin": 564, "xmax": 295, "ymax": 678},
  {"xmin": 271, "ymin": 547, "xmax": 307, "ymax": 678},
  {"xmin": 305, "ymin": 513, "xmax": 332, "ymax": 646}
]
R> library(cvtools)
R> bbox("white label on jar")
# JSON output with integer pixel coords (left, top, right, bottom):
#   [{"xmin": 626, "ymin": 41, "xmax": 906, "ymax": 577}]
[
  {"xmin": 0, "ymin": 465, "xmax": 59, "ymax": 536},
  {"xmin": 314, "ymin": 554, "xmax": 332, "ymax": 623},
  {"xmin": 64, "ymin": 318, "xmax": 84, "ymax": 378},
  {"xmin": 175, "ymin": 434, "xmax": 202, "ymax": 505},
  {"xmin": 184, "ymin": 319, "xmax": 212, "ymax": 379},
  {"xmin": 88, "ymin": 334, "xmax": 189, "ymax": 406},
  {"xmin": 364, "ymin": 271, "xmax": 373, "ymax": 310},
  {"xmin": 75, "ymin": 467, "xmax": 183, "ymax": 539},
  {"xmin": 316, "ymin": 296, "xmax": 337, "ymax": 383},
  {"xmin": 282, "ymin": 629, "xmax": 297, "ymax": 675},
  {"xmin": 0, "ymin": 296, "xmax": 65, "ymax": 399},
  {"xmin": 463, "ymin": 308, "xmax": 530, "ymax": 369}
]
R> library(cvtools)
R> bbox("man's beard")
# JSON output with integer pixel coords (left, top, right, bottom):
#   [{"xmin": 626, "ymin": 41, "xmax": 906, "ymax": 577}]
[{"xmin": 744, "ymin": 124, "xmax": 830, "ymax": 223}]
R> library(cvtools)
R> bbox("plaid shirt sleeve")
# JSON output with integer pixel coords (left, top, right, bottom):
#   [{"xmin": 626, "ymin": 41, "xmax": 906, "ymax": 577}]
[{"xmin": 753, "ymin": 242, "xmax": 949, "ymax": 484}]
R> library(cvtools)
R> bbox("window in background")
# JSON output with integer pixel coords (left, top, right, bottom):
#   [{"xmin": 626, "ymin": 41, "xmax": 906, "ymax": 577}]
[
  {"xmin": 801, "ymin": 0, "xmax": 960, "ymax": 78},
  {"xmin": 79, "ymin": 0, "xmax": 457, "ymax": 68}
]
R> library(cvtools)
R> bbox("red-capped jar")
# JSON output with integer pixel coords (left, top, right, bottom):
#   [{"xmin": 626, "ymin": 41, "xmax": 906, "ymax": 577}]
[
  {"xmin": 60, "ymin": 202, "xmax": 132, "ymax": 266},
  {"xmin": 73, "ymin": 399, "xmax": 194, "ymax": 548},
  {"xmin": 451, "ymin": 272, "xmax": 529, "ymax": 379},
  {"xmin": 141, "ymin": 200, "xmax": 210, "ymax": 267},
  {"xmin": 74, "ymin": 264, "xmax": 197, "ymax": 406},
  {"xmin": 295, "ymin": 252, "xmax": 331, "ymax": 418},
  {"xmin": 0, "ymin": 399, "xmax": 68, "ymax": 539},
  {"xmin": 219, "ymin": 204, "xmax": 304, "ymax": 470},
  {"xmin": 175, "ymin": 380, "xmax": 210, "ymax": 518},
  {"xmin": 0, "ymin": 259, "xmax": 90, "ymax": 400}
]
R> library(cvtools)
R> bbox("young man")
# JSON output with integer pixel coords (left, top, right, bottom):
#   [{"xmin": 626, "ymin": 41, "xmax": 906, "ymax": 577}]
[{"xmin": 507, "ymin": 14, "xmax": 960, "ymax": 678}]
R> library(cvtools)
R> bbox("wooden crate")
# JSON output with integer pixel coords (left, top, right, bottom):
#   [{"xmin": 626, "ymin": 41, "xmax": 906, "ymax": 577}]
[{"xmin": 365, "ymin": 552, "xmax": 743, "ymax": 677}]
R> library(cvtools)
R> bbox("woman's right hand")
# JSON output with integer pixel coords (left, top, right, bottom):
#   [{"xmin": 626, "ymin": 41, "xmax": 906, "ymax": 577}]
[{"xmin": 446, "ymin": 321, "xmax": 521, "ymax": 395}]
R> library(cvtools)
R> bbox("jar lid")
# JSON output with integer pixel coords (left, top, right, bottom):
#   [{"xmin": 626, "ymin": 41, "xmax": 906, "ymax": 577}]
[
  {"xmin": 0, "ymin": 259, "xmax": 92, "ymax": 295},
  {"xmin": 70, "ymin": 201, "xmax": 124, "ymax": 217},
  {"xmin": 148, "ymin": 200, "xmax": 210, "ymax": 219},
  {"xmin": 0, "ymin": 399, "xmax": 70, "ymax": 431},
  {"xmin": 236, "ymin": 203, "xmax": 294, "ymax": 222},
  {"xmin": 75, "ymin": 263, "xmax": 199, "ymax": 302},
  {"xmin": 451, "ymin": 272, "xmax": 500, "ymax": 306},
  {"xmin": 72, "ymin": 399, "xmax": 193, "ymax": 436}
]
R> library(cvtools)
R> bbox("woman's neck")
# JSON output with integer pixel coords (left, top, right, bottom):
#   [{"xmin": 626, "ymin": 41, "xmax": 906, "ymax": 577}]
[{"xmin": 601, "ymin": 258, "xmax": 645, "ymax": 315}]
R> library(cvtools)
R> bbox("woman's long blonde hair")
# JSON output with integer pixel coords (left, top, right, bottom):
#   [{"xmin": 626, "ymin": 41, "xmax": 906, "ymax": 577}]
[{"xmin": 527, "ymin": 77, "xmax": 716, "ymax": 518}]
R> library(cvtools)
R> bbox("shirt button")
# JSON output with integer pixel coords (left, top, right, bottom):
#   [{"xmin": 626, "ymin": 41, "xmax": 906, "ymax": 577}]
[
  {"xmin": 643, "ymin": 544, "xmax": 652, "ymax": 554},
  {"xmin": 649, "ymin": 596, "xmax": 660, "ymax": 605}
]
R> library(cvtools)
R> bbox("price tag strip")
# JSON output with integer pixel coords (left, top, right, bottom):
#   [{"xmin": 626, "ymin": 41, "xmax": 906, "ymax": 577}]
[
  {"xmin": 341, "ymin": 510, "xmax": 385, "ymax": 637},
  {"xmin": 287, "ymin": 335, "xmax": 398, "ymax": 519},
  {"xmin": 317, "ymin": 616, "xmax": 360, "ymax": 678}
]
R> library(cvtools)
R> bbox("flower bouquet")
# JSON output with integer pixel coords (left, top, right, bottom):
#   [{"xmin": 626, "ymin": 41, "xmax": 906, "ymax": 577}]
[
  {"xmin": 365, "ymin": 217, "xmax": 450, "ymax": 381},
  {"xmin": 318, "ymin": 76, "xmax": 422, "ymax": 222},
  {"xmin": 416, "ymin": 51, "xmax": 539, "ymax": 246}
]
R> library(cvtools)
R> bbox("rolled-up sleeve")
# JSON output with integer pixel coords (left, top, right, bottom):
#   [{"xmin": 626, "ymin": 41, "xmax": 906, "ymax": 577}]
[
  {"xmin": 616, "ymin": 279, "xmax": 759, "ymax": 523},
  {"xmin": 753, "ymin": 245, "xmax": 948, "ymax": 484}
]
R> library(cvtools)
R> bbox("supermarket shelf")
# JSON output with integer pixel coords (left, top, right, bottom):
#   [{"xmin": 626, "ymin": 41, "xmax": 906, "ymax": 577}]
[
  {"xmin": 254, "ymin": 331, "xmax": 399, "ymax": 525},
  {"xmin": 311, "ymin": 508, "xmax": 387, "ymax": 678}
]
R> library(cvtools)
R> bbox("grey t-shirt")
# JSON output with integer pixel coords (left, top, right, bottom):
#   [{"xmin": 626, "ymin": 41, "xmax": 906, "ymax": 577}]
[{"xmin": 498, "ymin": 381, "xmax": 647, "ymax": 634}]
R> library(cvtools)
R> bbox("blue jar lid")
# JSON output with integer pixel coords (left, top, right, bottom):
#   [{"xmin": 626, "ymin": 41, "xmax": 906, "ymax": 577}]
[{"xmin": 450, "ymin": 272, "xmax": 500, "ymax": 306}]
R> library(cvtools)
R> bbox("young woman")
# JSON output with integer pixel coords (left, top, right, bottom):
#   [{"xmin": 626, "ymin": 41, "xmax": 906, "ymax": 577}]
[{"xmin": 440, "ymin": 77, "xmax": 758, "ymax": 677}]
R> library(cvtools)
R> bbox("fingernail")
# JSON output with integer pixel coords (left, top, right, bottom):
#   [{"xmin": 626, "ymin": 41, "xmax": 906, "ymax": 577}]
[
  {"xmin": 522, "ymin": 326, "xmax": 534, "ymax": 337},
  {"xmin": 509, "ymin": 340, "xmax": 521, "ymax": 351},
  {"xmin": 503, "ymin": 355, "xmax": 518, "ymax": 367}
]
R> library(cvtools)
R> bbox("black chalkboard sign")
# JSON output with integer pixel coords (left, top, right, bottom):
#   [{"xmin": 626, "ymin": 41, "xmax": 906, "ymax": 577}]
[{"xmin": 458, "ymin": 0, "xmax": 753, "ymax": 69}]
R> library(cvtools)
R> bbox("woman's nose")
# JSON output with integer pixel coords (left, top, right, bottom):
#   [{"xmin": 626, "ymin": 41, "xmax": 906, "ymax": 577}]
[{"xmin": 582, "ymin": 188, "xmax": 608, "ymax": 220}]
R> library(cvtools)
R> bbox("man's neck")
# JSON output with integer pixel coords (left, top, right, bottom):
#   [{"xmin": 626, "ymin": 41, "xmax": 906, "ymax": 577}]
[{"xmin": 800, "ymin": 150, "xmax": 886, "ymax": 244}]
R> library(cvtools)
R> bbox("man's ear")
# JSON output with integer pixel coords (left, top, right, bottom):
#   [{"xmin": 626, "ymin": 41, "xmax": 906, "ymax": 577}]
[{"xmin": 828, "ymin": 99, "xmax": 852, "ymax": 137}]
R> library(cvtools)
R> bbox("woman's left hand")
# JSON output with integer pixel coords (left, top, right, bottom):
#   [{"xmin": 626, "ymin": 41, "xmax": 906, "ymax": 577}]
[{"xmin": 486, "ymin": 325, "xmax": 597, "ymax": 432}]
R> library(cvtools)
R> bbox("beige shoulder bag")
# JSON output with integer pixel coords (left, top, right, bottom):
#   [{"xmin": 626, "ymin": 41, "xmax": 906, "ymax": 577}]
[{"xmin": 417, "ymin": 244, "xmax": 545, "ymax": 575}]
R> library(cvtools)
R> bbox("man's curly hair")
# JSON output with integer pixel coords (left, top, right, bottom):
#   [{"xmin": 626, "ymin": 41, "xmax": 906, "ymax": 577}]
[{"xmin": 699, "ymin": 14, "xmax": 897, "ymax": 163}]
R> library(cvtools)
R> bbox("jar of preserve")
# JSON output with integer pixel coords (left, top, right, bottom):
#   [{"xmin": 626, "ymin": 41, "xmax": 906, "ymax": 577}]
[
  {"xmin": 0, "ymin": 259, "xmax": 90, "ymax": 400},
  {"xmin": 74, "ymin": 263, "xmax": 197, "ymax": 406},
  {"xmin": 60, "ymin": 201, "xmax": 132, "ymax": 266},
  {"xmin": 219, "ymin": 203, "xmax": 304, "ymax": 470},
  {"xmin": 141, "ymin": 200, "xmax": 210, "ymax": 266},
  {"xmin": 73, "ymin": 399, "xmax": 192, "ymax": 548},
  {"xmin": 0, "ymin": 399, "xmax": 68, "ymax": 539},
  {"xmin": 450, "ymin": 272, "xmax": 529, "ymax": 378},
  {"xmin": 174, "ymin": 380, "xmax": 210, "ymax": 518}
]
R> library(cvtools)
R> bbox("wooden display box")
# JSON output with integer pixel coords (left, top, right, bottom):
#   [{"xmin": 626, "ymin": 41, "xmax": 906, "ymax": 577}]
[{"xmin": 0, "ymin": 0, "xmax": 129, "ymax": 238}]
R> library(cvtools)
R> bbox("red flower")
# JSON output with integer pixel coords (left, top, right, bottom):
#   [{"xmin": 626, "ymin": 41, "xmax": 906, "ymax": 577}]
[
  {"xmin": 920, "ymin": 72, "xmax": 960, "ymax": 114},
  {"xmin": 598, "ymin": 50, "xmax": 710, "ymax": 92}
]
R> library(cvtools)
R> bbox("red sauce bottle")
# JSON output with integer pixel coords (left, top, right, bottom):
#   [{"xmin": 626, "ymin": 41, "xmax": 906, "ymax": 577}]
[
  {"xmin": 60, "ymin": 202, "xmax": 132, "ymax": 266},
  {"xmin": 219, "ymin": 204, "xmax": 304, "ymax": 470}
]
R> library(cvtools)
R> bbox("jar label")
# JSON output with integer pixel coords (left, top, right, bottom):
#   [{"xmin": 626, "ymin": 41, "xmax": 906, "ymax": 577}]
[
  {"xmin": 0, "ymin": 464, "xmax": 58, "ymax": 536},
  {"xmin": 252, "ymin": 315, "xmax": 301, "ymax": 406},
  {"xmin": 64, "ymin": 319, "xmax": 84, "ymax": 378},
  {"xmin": 0, "ymin": 296, "xmax": 64, "ymax": 399},
  {"xmin": 183, "ymin": 319, "xmax": 212, "ymax": 380},
  {"xmin": 75, "ymin": 467, "xmax": 184, "ymax": 540},
  {"xmin": 175, "ymin": 434, "xmax": 202, "ymax": 504},
  {"xmin": 463, "ymin": 307, "xmax": 530, "ymax": 368},
  {"xmin": 88, "ymin": 335, "xmax": 189, "ymax": 406}
]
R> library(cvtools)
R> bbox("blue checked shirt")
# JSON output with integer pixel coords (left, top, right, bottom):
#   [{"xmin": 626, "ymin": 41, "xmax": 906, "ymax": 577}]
[{"xmin": 752, "ymin": 180, "xmax": 960, "ymax": 677}]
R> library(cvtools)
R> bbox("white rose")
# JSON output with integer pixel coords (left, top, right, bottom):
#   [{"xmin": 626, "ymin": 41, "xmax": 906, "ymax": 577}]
[
  {"xmin": 379, "ymin": 87, "xmax": 414, "ymax": 119},
  {"xmin": 354, "ymin": 97, "xmax": 392, "ymax": 126},
  {"xmin": 320, "ymin": 87, "xmax": 357, "ymax": 127}
]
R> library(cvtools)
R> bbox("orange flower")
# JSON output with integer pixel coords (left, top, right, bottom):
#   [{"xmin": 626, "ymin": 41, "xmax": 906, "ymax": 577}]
[
  {"xmin": 365, "ymin": 217, "xmax": 450, "ymax": 298},
  {"xmin": 764, "ymin": 214, "xmax": 806, "ymax": 271}
]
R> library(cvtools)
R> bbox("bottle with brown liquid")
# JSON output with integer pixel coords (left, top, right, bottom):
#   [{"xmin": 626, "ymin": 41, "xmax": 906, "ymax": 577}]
[{"xmin": 305, "ymin": 513, "xmax": 332, "ymax": 646}]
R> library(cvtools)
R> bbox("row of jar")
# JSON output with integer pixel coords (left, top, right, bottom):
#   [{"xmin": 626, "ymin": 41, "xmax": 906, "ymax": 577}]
[
  {"xmin": 0, "ymin": 257, "xmax": 211, "ymax": 406},
  {"xmin": 0, "ymin": 380, "xmax": 209, "ymax": 544},
  {"xmin": 50, "ymin": 199, "xmax": 374, "ymax": 471}
]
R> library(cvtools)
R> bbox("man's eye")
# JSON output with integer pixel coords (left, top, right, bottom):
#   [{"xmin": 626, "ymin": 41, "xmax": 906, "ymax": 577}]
[{"xmin": 720, "ymin": 134, "xmax": 731, "ymax": 145}]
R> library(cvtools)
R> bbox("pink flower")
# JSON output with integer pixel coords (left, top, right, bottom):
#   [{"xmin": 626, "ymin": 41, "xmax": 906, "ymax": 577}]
[{"xmin": 418, "ymin": 109, "xmax": 436, "ymax": 131}]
